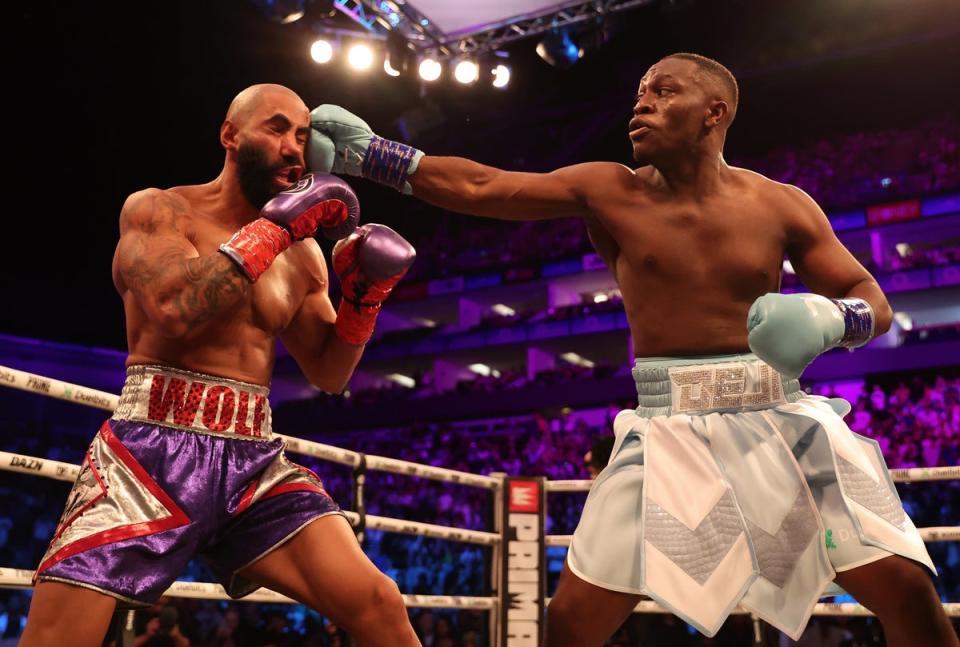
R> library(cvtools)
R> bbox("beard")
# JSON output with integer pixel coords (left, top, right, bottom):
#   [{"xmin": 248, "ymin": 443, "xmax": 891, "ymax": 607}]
[{"xmin": 236, "ymin": 142, "xmax": 287, "ymax": 209}]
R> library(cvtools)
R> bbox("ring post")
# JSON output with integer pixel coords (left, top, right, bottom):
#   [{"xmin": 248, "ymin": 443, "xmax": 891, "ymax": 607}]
[{"xmin": 499, "ymin": 476, "xmax": 546, "ymax": 647}]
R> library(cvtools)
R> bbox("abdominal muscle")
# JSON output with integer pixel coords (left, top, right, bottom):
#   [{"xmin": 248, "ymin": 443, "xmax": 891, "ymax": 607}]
[{"xmin": 122, "ymin": 293, "xmax": 282, "ymax": 387}]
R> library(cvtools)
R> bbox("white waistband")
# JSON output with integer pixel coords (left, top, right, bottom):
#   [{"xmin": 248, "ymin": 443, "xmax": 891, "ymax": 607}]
[
  {"xmin": 113, "ymin": 365, "xmax": 273, "ymax": 439},
  {"xmin": 632, "ymin": 353, "xmax": 804, "ymax": 417}
]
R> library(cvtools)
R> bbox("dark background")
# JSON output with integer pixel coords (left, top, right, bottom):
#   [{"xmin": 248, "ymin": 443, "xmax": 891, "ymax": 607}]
[{"xmin": 4, "ymin": 0, "xmax": 959, "ymax": 349}]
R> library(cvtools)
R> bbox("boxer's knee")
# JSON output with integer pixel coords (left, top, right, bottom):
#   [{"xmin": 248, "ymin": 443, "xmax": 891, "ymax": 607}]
[
  {"xmin": 842, "ymin": 556, "xmax": 937, "ymax": 620},
  {"xmin": 340, "ymin": 573, "xmax": 407, "ymax": 630},
  {"xmin": 546, "ymin": 594, "xmax": 585, "ymax": 643},
  {"xmin": 880, "ymin": 562, "xmax": 939, "ymax": 618}
]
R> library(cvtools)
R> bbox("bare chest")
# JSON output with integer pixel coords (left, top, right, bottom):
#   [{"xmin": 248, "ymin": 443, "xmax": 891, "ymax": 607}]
[
  {"xmin": 602, "ymin": 196, "xmax": 787, "ymax": 296},
  {"xmin": 189, "ymin": 218, "xmax": 310, "ymax": 333}
]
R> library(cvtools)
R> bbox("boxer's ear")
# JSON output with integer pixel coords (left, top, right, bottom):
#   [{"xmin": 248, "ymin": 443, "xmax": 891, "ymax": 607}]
[{"xmin": 221, "ymin": 120, "xmax": 240, "ymax": 151}]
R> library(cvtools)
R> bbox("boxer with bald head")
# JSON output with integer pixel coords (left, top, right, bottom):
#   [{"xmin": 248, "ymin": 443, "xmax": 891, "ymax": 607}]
[
  {"xmin": 21, "ymin": 84, "xmax": 422, "ymax": 647},
  {"xmin": 311, "ymin": 54, "xmax": 956, "ymax": 646}
]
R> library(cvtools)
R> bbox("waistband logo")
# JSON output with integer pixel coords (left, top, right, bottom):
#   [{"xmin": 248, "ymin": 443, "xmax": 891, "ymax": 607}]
[
  {"xmin": 147, "ymin": 375, "xmax": 267, "ymax": 436},
  {"xmin": 669, "ymin": 362, "xmax": 785, "ymax": 413}
]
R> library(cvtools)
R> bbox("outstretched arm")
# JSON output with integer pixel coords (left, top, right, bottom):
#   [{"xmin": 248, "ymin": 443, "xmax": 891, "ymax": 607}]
[
  {"xmin": 409, "ymin": 157, "xmax": 602, "ymax": 220},
  {"xmin": 309, "ymin": 104, "xmax": 619, "ymax": 221}
]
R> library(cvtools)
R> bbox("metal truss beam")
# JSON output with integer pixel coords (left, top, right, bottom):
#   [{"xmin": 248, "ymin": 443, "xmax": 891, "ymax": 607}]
[
  {"xmin": 327, "ymin": 0, "xmax": 654, "ymax": 59},
  {"xmin": 452, "ymin": 1, "xmax": 654, "ymax": 55}
]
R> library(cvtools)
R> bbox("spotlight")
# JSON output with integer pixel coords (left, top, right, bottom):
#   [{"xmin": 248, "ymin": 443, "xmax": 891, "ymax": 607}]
[
  {"xmin": 310, "ymin": 39, "xmax": 333, "ymax": 64},
  {"xmin": 347, "ymin": 43, "xmax": 374, "ymax": 71},
  {"xmin": 383, "ymin": 58, "xmax": 401, "ymax": 77},
  {"xmin": 536, "ymin": 29, "xmax": 583, "ymax": 68},
  {"xmin": 492, "ymin": 63, "xmax": 511, "ymax": 88},
  {"xmin": 418, "ymin": 56, "xmax": 442, "ymax": 81},
  {"xmin": 454, "ymin": 59, "xmax": 479, "ymax": 84}
]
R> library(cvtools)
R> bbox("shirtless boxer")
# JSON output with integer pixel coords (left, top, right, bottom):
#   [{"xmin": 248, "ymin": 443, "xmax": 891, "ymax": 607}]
[
  {"xmin": 309, "ymin": 54, "xmax": 957, "ymax": 646},
  {"xmin": 21, "ymin": 84, "xmax": 422, "ymax": 647}
]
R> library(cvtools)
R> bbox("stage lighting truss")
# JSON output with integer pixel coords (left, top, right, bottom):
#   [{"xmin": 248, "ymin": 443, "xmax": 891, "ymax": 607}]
[
  {"xmin": 330, "ymin": 0, "xmax": 652, "ymax": 60},
  {"xmin": 302, "ymin": 0, "xmax": 649, "ymax": 85}
]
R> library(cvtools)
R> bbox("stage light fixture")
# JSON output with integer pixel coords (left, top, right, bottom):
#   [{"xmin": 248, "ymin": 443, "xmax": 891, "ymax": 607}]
[
  {"xmin": 454, "ymin": 59, "xmax": 479, "ymax": 84},
  {"xmin": 418, "ymin": 56, "xmax": 442, "ymax": 81},
  {"xmin": 536, "ymin": 29, "xmax": 583, "ymax": 68},
  {"xmin": 347, "ymin": 43, "xmax": 374, "ymax": 71},
  {"xmin": 310, "ymin": 39, "xmax": 334, "ymax": 64},
  {"xmin": 492, "ymin": 63, "xmax": 511, "ymax": 88},
  {"xmin": 385, "ymin": 30, "xmax": 412, "ymax": 76},
  {"xmin": 384, "ymin": 58, "xmax": 401, "ymax": 76}
]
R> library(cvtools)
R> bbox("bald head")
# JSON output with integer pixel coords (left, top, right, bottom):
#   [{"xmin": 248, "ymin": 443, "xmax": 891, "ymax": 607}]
[
  {"xmin": 220, "ymin": 83, "xmax": 311, "ymax": 208},
  {"xmin": 226, "ymin": 84, "xmax": 308, "ymax": 128}
]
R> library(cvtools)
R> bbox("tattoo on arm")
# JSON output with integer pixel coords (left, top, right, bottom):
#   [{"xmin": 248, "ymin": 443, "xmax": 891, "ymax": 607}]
[
  {"xmin": 118, "ymin": 190, "xmax": 251, "ymax": 330},
  {"xmin": 172, "ymin": 254, "xmax": 248, "ymax": 326}
]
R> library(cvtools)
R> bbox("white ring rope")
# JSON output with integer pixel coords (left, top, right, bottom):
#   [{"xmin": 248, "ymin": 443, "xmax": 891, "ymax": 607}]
[
  {"xmin": 0, "ymin": 568, "xmax": 496, "ymax": 610},
  {"xmin": 542, "ymin": 597, "xmax": 960, "ymax": 617},
  {"xmin": 0, "ymin": 451, "xmax": 499, "ymax": 547},
  {"xmin": 1, "ymin": 451, "xmax": 80, "ymax": 482},
  {"xmin": 341, "ymin": 511, "xmax": 500, "ymax": 545},
  {"xmin": 544, "ymin": 526, "xmax": 960, "ymax": 547},
  {"xmin": 0, "ymin": 365, "xmax": 499, "ymax": 489},
  {"xmin": 4, "ymin": 365, "xmax": 960, "ymax": 621},
  {"xmin": 546, "ymin": 464, "xmax": 960, "ymax": 492},
  {"xmin": 889, "ymin": 465, "xmax": 960, "ymax": 482}
]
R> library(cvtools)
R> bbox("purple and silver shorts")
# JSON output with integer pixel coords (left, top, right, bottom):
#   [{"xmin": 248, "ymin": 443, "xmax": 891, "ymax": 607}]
[{"xmin": 35, "ymin": 365, "xmax": 341, "ymax": 605}]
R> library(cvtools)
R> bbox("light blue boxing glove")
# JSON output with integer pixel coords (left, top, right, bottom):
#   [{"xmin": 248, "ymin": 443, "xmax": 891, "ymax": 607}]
[
  {"xmin": 747, "ymin": 292, "xmax": 875, "ymax": 379},
  {"xmin": 308, "ymin": 104, "xmax": 424, "ymax": 195},
  {"xmin": 306, "ymin": 127, "xmax": 336, "ymax": 175}
]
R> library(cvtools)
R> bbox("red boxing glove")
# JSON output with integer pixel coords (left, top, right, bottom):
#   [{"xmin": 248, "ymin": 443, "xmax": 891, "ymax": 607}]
[
  {"xmin": 221, "ymin": 173, "xmax": 360, "ymax": 282},
  {"xmin": 220, "ymin": 219, "xmax": 293, "ymax": 282},
  {"xmin": 333, "ymin": 224, "xmax": 416, "ymax": 345}
]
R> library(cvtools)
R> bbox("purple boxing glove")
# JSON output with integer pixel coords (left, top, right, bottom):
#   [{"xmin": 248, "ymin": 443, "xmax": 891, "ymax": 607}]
[
  {"xmin": 260, "ymin": 172, "xmax": 360, "ymax": 241},
  {"xmin": 333, "ymin": 224, "xmax": 416, "ymax": 345},
  {"xmin": 220, "ymin": 173, "xmax": 361, "ymax": 282}
]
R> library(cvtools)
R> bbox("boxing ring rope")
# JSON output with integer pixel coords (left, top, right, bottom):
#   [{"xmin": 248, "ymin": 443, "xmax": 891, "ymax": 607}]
[
  {"xmin": 546, "ymin": 464, "xmax": 960, "ymax": 491},
  {"xmin": 545, "ymin": 466, "xmax": 960, "ymax": 625},
  {"xmin": 0, "ymin": 365, "xmax": 503, "ymax": 622},
  {"xmin": 538, "ymin": 597, "xmax": 960, "ymax": 619},
  {"xmin": 0, "ymin": 365, "xmax": 500, "ymax": 489},
  {"xmin": 1, "ymin": 364, "xmax": 959, "ymax": 646},
  {"xmin": 0, "ymin": 567, "xmax": 497, "ymax": 609},
  {"xmin": 543, "ymin": 527, "xmax": 960, "ymax": 546}
]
